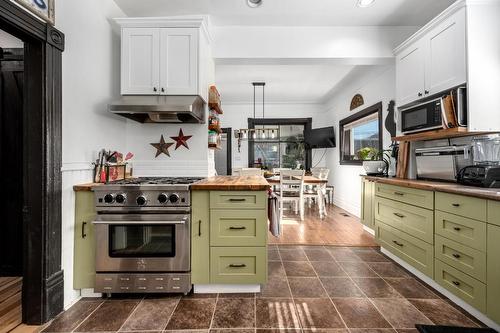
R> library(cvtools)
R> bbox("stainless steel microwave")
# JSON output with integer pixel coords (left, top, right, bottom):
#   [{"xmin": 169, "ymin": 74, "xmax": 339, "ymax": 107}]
[{"xmin": 400, "ymin": 98, "xmax": 444, "ymax": 134}]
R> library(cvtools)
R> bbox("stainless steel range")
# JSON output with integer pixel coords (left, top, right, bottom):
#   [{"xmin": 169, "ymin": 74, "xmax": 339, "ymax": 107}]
[{"xmin": 92, "ymin": 177, "xmax": 203, "ymax": 295}]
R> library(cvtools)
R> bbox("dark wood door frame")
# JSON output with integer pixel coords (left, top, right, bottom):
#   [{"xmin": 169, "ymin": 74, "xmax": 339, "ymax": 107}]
[{"xmin": 1, "ymin": 2, "xmax": 65, "ymax": 324}]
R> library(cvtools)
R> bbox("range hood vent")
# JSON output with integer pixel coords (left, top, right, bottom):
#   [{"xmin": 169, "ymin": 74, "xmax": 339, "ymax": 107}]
[{"xmin": 108, "ymin": 95, "xmax": 206, "ymax": 123}]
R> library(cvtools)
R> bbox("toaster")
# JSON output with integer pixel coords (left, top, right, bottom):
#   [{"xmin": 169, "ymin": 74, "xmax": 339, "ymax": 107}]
[{"xmin": 457, "ymin": 165, "xmax": 500, "ymax": 188}]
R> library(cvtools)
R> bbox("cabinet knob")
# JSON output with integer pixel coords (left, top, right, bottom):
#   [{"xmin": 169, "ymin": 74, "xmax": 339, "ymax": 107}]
[
  {"xmin": 418, "ymin": 92, "xmax": 423, "ymax": 97},
  {"xmin": 153, "ymin": 87, "xmax": 157, "ymax": 92},
  {"xmin": 425, "ymin": 90, "xmax": 429, "ymax": 94},
  {"xmin": 161, "ymin": 88, "xmax": 165, "ymax": 93}
]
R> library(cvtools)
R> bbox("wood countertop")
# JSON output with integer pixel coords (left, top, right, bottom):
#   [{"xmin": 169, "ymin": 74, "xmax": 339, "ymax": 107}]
[
  {"xmin": 191, "ymin": 176, "xmax": 271, "ymax": 191},
  {"xmin": 363, "ymin": 176, "xmax": 500, "ymax": 201},
  {"xmin": 73, "ymin": 182, "xmax": 103, "ymax": 192}
]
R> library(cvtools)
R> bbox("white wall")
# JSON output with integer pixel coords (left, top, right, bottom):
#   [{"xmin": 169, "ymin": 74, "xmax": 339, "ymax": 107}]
[
  {"xmin": 220, "ymin": 103, "xmax": 328, "ymax": 169},
  {"xmin": 56, "ymin": 0, "xmax": 127, "ymax": 309},
  {"xmin": 0, "ymin": 29, "xmax": 23, "ymax": 47},
  {"xmin": 323, "ymin": 66, "xmax": 396, "ymax": 216}
]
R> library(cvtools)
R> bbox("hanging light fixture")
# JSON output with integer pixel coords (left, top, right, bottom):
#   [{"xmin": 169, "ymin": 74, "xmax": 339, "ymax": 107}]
[{"xmin": 234, "ymin": 82, "xmax": 279, "ymax": 152}]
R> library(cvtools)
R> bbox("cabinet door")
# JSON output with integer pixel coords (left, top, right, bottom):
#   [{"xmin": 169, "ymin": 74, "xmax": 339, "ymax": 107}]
[
  {"xmin": 121, "ymin": 28, "xmax": 160, "ymax": 95},
  {"xmin": 73, "ymin": 192, "xmax": 96, "ymax": 289},
  {"xmin": 160, "ymin": 28, "xmax": 198, "ymax": 95},
  {"xmin": 191, "ymin": 191, "xmax": 210, "ymax": 284},
  {"xmin": 361, "ymin": 180, "xmax": 374, "ymax": 228},
  {"xmin": 487, "ymin": 224, "xmax": 500, "ymax": 324},
  {"xmin": 425, "ymin": 8, "xmax": 466, "ymax": 95},
  {"xmin": 396, "ymin": 42, "xmax": 426, "ymax": 106}
]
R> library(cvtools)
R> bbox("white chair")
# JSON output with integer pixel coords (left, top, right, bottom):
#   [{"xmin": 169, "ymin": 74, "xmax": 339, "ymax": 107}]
[
  {"xmin": 232, "ymin": 168, "xmax": 242, "ymax": 176},
  {"xmin": 276, "ymin": 170, "xmax": 305, "ymax": 222},
  {"xmin": 272, "ymin": 167, "xmax": 291, "ymax": 175},
  {"xmin": 240, "ymin": 168, "xmax": 263, "ymax": 176},
  {"xmin": 304, "ymin": 168, "xmax": 330, "ymax": 217}
]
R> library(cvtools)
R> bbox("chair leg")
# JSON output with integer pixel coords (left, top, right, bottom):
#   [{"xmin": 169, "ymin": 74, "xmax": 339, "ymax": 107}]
[
  {"xmin": 300, "ymin": 198, "xmax": 304, "ymax": 221},
  {"xmin": 279, "ymin": 199, "xmax": 283, "ymax": 222},
  {"xmin": 294, "ymin": 201, "xmax": 298, "ymax": 214}
]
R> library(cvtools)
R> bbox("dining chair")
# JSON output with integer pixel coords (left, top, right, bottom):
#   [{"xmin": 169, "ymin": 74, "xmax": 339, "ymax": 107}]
[
  {"xmin": 232, "ymin": 167, "xmax": 242, "ymax": 176},
  {"xmin": 304, "ymin": 168, "xmax": 330, "ymax": 217},
  {"xmin": 272, "ymin": 167, "xmax": 291, "ymax": 175},
  {"xmin": 240, "ymin": 168, "xmax": 263, "ymax": 176},
  {"xmin": 276, "ymin": 169, "xmax": 305, "ymax": 222}
]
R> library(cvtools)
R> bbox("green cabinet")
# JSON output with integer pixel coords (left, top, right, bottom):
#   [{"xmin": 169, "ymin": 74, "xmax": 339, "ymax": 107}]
[
  {"xmin": 434, "ymin": 210, "xmax": 486, "ymax": 251},
  {"xmin": 73, "ymin": 191, "xmax": 96, "ymax": 289},
  {"xmin": 191, "ymin": 191, "xmax": 210, "ymax": 284},
  {"xmin": 436, "ymin": 192, "xmax": 487, "ymax": 222},
  {"xmin": 191, "ymin": 189, "xmax": 268, "ymax": 285},
  {"xmin": 375, "ymin": 183, "xmax": 434, "ymax": 209},
  {"xmin": 361, "ymin": 179, "xmax": 375, "ymax": 228},
  {"xmin": 487, "ymin": 224, "xmax": 500, "ymax": 323},
  {"xmin": 487, "ymin": 200, "xmax": 500, "ymax": 227}
]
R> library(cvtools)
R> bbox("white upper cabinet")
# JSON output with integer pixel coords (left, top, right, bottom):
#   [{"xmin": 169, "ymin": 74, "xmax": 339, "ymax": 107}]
[
  {"xmin": 121, "ymin": 28, "xmax": 160, "ymax": 95},
  {"xmin": 160, "ymin": 28, "xmax": 198, "ymax": 95},
  {"xmin": 395, "ymin": 6, "xmax": 466, "ymax": 107},
  {"xmin": 116, "ymin": 17, "xmax": 213, "ymax": 99},
  {"xmin": 396, "ymin": 42, "xmax": 426, "ymax": 106},
  {"xmin": 425, "ymin": 8, "xmax": 466, "ymax": 96}
]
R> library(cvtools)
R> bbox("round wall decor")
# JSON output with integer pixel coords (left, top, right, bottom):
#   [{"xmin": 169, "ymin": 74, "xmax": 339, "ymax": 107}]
[{"xmin": 350, "ymin": 94, "xmax": 364, "ymax": 111}]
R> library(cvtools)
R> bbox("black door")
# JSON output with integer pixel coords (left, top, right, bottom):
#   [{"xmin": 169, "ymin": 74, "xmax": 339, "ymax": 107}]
[{"xmin": 0, "ymin": 48, "xmax": 24, "ymax": 276}]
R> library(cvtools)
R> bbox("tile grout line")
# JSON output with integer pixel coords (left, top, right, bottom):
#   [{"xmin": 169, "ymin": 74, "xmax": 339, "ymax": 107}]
[
  {"xmin": 162, "ymin": 296, "xmax": 181, "ymax": 331},
  {"xmin": 277, "ymin": 245, "xmax": 302, "ymax": 331},
  {"xmin": 324, "ymin": 245, "xmax": 398, "ymax": 331},
  {"xmin": 208, "ymin": 292, "xmax": 219, "ymax": 331},
  {"xmin": 116, "ymin": 297, "xmax": 144, "ymax": 332},
  {"xmin": 70, "ymin": 299, "xmax": 107, "ymax": 333}
]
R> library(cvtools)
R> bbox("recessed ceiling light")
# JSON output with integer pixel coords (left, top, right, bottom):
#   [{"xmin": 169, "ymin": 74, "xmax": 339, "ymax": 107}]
[
  {"xmin": 247, "ymin": 0, "xmax": 263, "ymax": 8},
  {"xmin": 357, "ymin": 0, "xmax": 375, "ymax": 8}
]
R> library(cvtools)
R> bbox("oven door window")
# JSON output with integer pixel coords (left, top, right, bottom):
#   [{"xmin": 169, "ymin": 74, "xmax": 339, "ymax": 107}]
[{"xmin": 109, "ymin": 224, "xmax": 175, "ymax": 257}]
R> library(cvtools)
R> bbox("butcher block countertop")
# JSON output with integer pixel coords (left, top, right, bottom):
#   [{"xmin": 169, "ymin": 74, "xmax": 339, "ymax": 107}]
[
  {"xmin": 191, "ymin": 176, "xmax": 271, "ymax": 191},
  {"xmin": 73, "ymin": 182, "xmax": 103, "ymax": 192},
  {"xmin": 363, "ymin": 176, "xmax": 500, "ymax": 201}
]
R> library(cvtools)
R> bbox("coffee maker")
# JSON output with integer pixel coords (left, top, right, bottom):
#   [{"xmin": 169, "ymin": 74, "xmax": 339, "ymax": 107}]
[{"xmin": 457, "ymin": 134, "xmax": 500, "ymax": 188}]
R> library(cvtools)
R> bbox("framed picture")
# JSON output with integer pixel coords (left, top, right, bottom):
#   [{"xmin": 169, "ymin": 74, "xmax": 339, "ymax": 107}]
[{"xmin": 12, "ymin": 0, "xmax": 55, "ymax": 25}]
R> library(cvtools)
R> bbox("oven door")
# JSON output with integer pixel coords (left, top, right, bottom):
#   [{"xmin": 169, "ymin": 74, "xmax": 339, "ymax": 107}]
[{"xmin": 93, "ymin": 214, "xmax": 190, "ymax": 272}]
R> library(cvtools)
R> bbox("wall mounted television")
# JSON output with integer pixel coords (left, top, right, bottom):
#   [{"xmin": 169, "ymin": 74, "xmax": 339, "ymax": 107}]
[{"xmin": 305, "ymin": 126, "xmax": 336, "ymax": 149}]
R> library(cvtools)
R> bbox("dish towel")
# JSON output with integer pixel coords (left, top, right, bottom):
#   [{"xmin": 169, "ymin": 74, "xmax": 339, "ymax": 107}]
[{"xmin": 268, "ymin": 189, "xmax": 280, "ymax": 237}]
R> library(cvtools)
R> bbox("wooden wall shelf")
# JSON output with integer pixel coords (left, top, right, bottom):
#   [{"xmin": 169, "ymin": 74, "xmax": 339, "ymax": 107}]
[{"xmin": 392, "ymin": 128, "xmax": 497, "ymax": 142}]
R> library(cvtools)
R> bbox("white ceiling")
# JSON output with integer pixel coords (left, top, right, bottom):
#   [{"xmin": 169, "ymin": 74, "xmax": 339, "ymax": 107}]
[
  {"xmin": 215, "ymin": 64, "xmax": 356, "ymax": 104},
  {"xmin": 113, "ymin": 0, "xmax": 455, "ymax": 26}
]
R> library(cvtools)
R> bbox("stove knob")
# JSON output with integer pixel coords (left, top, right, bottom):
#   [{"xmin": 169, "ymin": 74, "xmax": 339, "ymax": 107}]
[
  {"xmin": 104, "ymin": 194, "xmax": 115, "ymax": 204},
  {"xmin": 115, "ymin": 193, "xmax": 126, "ymax": 204},
  {"xmin": 169, "ymin": 193, "xmax": 180, "ymax": 204},
  {"xmin": 158, "ymin": 193, "xmax": 168, "ymax": 204},
  {"xmin": 136, "ymin": 195, "xmax": 147, "ymax": 206}
]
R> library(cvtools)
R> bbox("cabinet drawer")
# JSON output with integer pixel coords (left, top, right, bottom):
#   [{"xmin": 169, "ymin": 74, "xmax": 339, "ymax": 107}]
[
  {"xmin": 434, "ymin": 235, "xmax": 486, "ymax": 282},
  {"xmin": 374, "ymin": 197, "xmax": 434, "ymax": 244},
  {"xmin": 487, "ymin": 200, "xmax": 500, "ymax": 227},
  {"xmin": 435, "ymin": 192, "xmax": 487, "ymax": 221},
  {"xmin": 375, "ymin": 221, "xmax": 434, "ymax": 277},
  {"xmin": 210, "ymin": 247, "xmax": 267, "ymax": 284},
  {"xmin": 210, "ymin": 191, "xmax": 266, "ymax": 209},
  {"xmin": 487, "ymin": 224, "xmax": 500, "ymax": 323},
  {"xmin": 375, "ymin": 183, "xmax": 433, "ymax": 209},
  {"xmin": 210, "ymin": 209, "xmax": 267, "ymax": 247},
  {"xmin": 435, "ymin": 259, "xmax": 486, "ymax": 312},
  {"xmin": 434, "ymin": 211, "xmax": 486, "ymax": 251}
]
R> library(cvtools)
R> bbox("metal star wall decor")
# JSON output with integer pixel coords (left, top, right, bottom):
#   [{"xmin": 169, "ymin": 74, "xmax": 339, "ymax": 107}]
[
  {"xmin": 170, "ymin": 128, "xmax": 192, "ymax": 150},
  {"xmin": 150, "ymin": 135, "xmax": 174, "ymax": 157}
]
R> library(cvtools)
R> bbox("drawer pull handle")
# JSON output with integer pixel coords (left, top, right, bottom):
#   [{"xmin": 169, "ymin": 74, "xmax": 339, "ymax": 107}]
[
  {"xmin": 393, "ymin": 213, "xmax": 405, "ymax": 218},
  {"xmin": 453, "ymin": 227, "xmax": 462, "ymax": 232},
  {"xmin": 172, "ymin": 286, "xmax": 181, "ymax": 290},
  {"xmin": 452, "ymin": 203, "xmax": 460, "ymax": 207},
  {"xmin": 229, "ymin": 198, "xmax": 246, "ymax": 202},
  {"xmin": 229, "ymin": 264, "xmax": 247, "ymax": 268},
  {"xmin": 82, "ymin": 221, "xmax": 87, "ymax": 239},
  {"xmin": 137, "ymin": 287, "xmax": 147, "ymax": 290},
  {"xmin": 452, "ymin": 253, "xmax": 461, "ymax": 259},
  {"xmin": 394, "ymin": 192, "xmax": 405, "ymax": 196},
  {"xmin": 452, "ymin": 281, "xmax": 461, "ymax": 286},
  {"xmin": 120, "ymin": 286, "xmax": 130, "ymax": 290},
  {"xmin": 198, "ymin": 219, "xmax": 202, "ymax": 236},
  {"xmin": 229, "ymin": 226, "xmax": 247, "ymax": 230},
  {"xmin": 393, "ymin": 240, "xmax": 404, "ymax": 247}
]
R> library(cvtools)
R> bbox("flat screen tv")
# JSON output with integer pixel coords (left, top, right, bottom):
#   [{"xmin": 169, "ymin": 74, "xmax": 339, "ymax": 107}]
[{"xmin": 305, "ymin": 126, "xmax": 336, "ymax": 149}]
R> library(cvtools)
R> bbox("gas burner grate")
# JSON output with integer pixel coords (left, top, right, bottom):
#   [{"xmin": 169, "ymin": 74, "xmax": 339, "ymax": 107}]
[{"xmin": 108, "ymin": 177, "xmax": 204, "ymax": 185}]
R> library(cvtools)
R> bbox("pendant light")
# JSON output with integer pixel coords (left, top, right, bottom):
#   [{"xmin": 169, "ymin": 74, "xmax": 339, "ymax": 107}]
[{"xmin": 234, "ymin": 82, "xmax": 279, "ymax": 152}]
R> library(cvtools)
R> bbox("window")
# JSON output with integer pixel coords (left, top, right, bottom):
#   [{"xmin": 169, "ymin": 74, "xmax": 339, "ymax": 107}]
[
  {"xmin": 339, "ymin": 102, "xmax": 383, "ymax": 165},
  {"xmin": 248, "ymin": 118, "xmax": 312, "ymax": 170}
]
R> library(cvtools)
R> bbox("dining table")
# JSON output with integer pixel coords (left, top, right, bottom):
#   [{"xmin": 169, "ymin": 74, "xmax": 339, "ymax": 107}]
[{"xmin": 266, "ymin": 175, "xmax": 328, "ymax": 218}]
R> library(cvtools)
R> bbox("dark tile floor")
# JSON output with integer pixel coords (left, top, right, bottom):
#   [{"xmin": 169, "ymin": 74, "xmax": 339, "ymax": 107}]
[{"xmin": 43, "ymin": 245, "xmax": 487, "ymax": 333}]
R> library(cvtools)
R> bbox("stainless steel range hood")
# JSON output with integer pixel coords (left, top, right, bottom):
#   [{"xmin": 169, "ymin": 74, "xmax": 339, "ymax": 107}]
[{"xmin": 108, "ymin": 95, "xmax": 206, "ymax": 123}]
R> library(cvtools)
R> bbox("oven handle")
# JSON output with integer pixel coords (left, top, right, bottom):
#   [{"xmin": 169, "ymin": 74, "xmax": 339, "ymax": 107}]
[{"xmin": 92, "ymin": 220, "xmax": 186, "ymax": 225}]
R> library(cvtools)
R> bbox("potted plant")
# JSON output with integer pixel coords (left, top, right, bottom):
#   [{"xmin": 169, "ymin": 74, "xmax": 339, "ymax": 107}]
[{"xmin": 357, "ymin": 147, "xmax": 391, "ymax": 176}]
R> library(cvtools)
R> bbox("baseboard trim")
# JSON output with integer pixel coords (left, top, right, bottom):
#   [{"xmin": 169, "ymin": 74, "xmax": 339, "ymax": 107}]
[
  {"xmin": 194, "ymin": 284, "xmax": 261, "ymax": 293},
  {"xmin": 381, "ymin": 247, "xmax": 500, "ymax": 331},
  {"xmin": 363, "ymin": 225, "xmax": 375, "ymax": 235}
]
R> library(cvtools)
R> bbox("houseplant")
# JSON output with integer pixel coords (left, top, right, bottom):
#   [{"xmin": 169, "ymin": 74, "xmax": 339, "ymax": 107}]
[{"xmin": 357, "ymin": 147, "xmax": 391, "ymax": 176}]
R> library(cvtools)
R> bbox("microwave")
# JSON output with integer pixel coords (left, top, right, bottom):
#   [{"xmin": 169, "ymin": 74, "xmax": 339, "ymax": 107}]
[{"xmin": 400, "ymin": 87, "xmax": 467, "ymax": 135}]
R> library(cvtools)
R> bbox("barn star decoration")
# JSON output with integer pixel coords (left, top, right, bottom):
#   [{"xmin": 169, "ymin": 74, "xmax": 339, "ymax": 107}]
[
  {"xmin": 170, "ymin": 128, "xmax": 193, "ymax": 150},
  {"xmin": 150, "ymin": 135, "xmax": 174, "ymax": 157}
]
